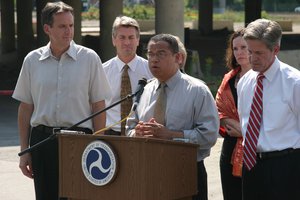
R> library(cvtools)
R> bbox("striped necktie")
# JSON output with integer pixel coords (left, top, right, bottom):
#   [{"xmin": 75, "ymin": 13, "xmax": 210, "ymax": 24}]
[
  {"xmin": 120, "ymin": 65, "xmax": 132, "ymax": 135},
  {"xmin": 153, "ymin": 83, "xmax": 167, "ymax": 125},
  {"xmin": 243, "ymin": 73, "xmax": 265, "ymax": 170}
]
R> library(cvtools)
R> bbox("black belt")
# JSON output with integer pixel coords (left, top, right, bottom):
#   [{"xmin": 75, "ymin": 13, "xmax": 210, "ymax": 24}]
[
  {"xmin": 104, "ymin": 129, "xmax": 121, "ymax": 136},
  {"xmin": 257, "ymin": 148, "xmax": 300, "ymax": 160},
  {"xmin": 33, "ymin": 125, "xmax": 93, "ymax": 134}
]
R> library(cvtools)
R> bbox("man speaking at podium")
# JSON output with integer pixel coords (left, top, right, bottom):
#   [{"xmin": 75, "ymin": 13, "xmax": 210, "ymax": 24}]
[
  {"xmin": 126, "ymin": 34, "xmax": 219, "ymax": 200},
  {"xmin": 12, "ymin": 2, "xmax": 111, "ymax": 200}
]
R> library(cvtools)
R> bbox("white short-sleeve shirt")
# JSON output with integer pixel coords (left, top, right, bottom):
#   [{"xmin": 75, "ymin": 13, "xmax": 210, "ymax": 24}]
[{"xmin": 13, "ymin": 41, "xmax": 112, "ymax": 129}]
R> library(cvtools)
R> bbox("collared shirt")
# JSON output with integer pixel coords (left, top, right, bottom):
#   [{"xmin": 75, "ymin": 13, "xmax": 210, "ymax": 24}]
[
  {"xmin": 126, "ymin": 70, "xmax": 219, "ymax": 161},
  {"xmin": 103, "ymin": 55, "xmax": 153, "ymax": 132},
  {"xmin": 237, "ymin": 57, "xmax": 300, "ymax": 152},
  {"xmin": 12, "ymin": 41, "xmax": 112, "ymax": 130}
]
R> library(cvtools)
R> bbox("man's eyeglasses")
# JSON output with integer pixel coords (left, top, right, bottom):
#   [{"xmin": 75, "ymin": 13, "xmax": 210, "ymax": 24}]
[{"xmin": 146, "ymin": 51, "xmax": 172, "ymax": 60}]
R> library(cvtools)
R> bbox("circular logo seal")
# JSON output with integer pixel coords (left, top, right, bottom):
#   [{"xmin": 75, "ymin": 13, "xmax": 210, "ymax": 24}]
[{"xmin": 82, "ymin": 140, "xmax": 117, "ymax": 186}]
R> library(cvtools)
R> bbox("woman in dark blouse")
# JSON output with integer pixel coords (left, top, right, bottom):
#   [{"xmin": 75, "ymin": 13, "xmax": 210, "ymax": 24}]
[{"xmin": 216, "ymin": 29, "xmax": 251, "ymax": 200}]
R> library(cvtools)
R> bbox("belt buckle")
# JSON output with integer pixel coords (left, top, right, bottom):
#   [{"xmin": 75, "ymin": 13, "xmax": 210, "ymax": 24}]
[{"xmin": 53, "ymin": 127, "xmax": 61, "ymax": 134}]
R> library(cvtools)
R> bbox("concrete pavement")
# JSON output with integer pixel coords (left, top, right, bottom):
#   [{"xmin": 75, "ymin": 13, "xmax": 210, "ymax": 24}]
[{"xmin": 0, "ymin": 95, "xmax": 35, "ymax": 199}]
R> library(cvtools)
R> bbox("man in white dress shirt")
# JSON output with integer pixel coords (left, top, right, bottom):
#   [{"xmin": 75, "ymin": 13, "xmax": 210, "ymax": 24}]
[
  {"xmin": 103, "ymin": 16, "xmax": 152, "ymax": 135},
  {"xmin": 12, "ymin": 2, "xmax": 111, "ymax": 200},
  {"xmin": 237, "ymin": 19, "xmax": 300, "ymax": 200}
]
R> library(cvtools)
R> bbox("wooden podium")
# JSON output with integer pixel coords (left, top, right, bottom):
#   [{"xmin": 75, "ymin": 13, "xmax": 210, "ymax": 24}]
[{"xmin": 58, "ymin": 134, "xmax": 198, "ymax": 200}]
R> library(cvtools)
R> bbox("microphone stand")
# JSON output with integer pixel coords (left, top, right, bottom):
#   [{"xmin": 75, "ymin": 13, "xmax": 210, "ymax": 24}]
[{"xmin": 18, "ymin": 93, "xmax": 137, "ymax": 157}]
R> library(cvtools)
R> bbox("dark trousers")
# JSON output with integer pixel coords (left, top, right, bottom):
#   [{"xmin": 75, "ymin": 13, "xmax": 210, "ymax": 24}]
[
  {"xmin": 30, "ymin": 127, "xmax": 60, "ymax": 200},
  {"xmin": 30, "ymin": 126, "xmax": 92, "ymax": 200},
  {"xmin": 193, "ymin": 160, "xmax": 208, "ymax": 200},
  {"xmin": 220, "ymin": 136, "xmax": 242, "ymax": 200},
  {"xmin": 242, "ymin": 149, "xmax": 300, "ymax": 200}
]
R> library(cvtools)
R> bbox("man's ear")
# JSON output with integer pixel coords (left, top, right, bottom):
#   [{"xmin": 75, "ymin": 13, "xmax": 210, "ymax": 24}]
[
  {"xmin": 174, "ymin": 52, "xmax": 181, "ymax": 64},
  {"xmin": 43, "ymin": 24, "xmax": 50, "ymax": 35},
  {"xmin": 273, "ymin": 44, "xmax": 280, "ymax": 55},
  {"xmin": 112, "ymin": 36, "xmax": 116, "ymax": 47}
]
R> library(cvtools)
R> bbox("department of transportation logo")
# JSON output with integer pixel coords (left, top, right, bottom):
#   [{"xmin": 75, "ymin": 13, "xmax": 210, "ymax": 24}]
[{"xmin": 82, "ymin": 140, "xmax": 117, "ymax": 186}]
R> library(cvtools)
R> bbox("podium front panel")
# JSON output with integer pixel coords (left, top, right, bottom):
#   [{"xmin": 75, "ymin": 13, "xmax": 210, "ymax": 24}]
[{"xmin": 58, "ymin": 134, "xmax": 197, "ymax": 200}]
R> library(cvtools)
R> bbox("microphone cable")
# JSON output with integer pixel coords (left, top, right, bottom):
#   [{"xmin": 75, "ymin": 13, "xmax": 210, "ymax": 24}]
[{"xmin": 93, "ymin": 110, "xmax": 134, "ymax": 136}]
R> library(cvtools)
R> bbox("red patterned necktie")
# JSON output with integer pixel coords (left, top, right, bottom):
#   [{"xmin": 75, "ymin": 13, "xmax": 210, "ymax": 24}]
[
  {"xmin": 243, "ymin": 73, "xmax": 265, "ymax": 170},
  {"xmin": 120, "ymin": 65, "xmax": 132, "ymax": 135}
]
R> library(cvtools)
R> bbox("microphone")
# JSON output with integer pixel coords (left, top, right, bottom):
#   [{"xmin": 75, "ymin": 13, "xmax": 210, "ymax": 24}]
[{"xmin": 132, "ymin": 78, "xmax": 147, "ymax": 111}]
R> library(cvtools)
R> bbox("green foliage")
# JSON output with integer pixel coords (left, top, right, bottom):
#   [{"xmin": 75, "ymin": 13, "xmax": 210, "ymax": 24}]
[
  {"xmin": 81, "ymin": 4, "xmax": 198, "ymax": 21},
  {"xmin": 213, "ymin": 10, "xmax": 244, "ymax": 22},
  {"xmin": 201, "ymin": 57, "xmax": 222, "ymax": 97},
  {"xmin": 81, "ymin": 6, "xmax": 99, "ymax": 20},
  {"xmin": 123, "ymin": 5, "xmax": 155, "ymax": 20},
  {"xmin": 80, "ymin": 4, "xmax": 292, "ymax": 23},
  {"xmin": 80, "ymin": 4, "xmax": 300, "ymax": 24},
  {"xmin": 262, "ymin": 12, "xmax": 299, "ymax": 21},
  {"xmin": 184, "ymin": 53, "xmax": 221, "ymax": 96},
  {"xmin": 261, "ymin": 11, "xmax": 269, "ymax": 19},
  {"xmin": 185, "ymin": 8, "xmax": 198, "ymax": 21},
  {"xmin": 213, "ymin": 10, "xmax": 299, "ymax": 23}
]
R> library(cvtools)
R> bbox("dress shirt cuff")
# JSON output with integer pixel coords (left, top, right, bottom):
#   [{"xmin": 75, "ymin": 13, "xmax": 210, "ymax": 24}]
[{"xmin": 126, "ymin": 129, "xmax": 136, "ymax": 137}]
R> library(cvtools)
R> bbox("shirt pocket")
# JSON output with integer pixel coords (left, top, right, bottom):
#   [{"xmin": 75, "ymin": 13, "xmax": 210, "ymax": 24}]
[
  {"xmin": 264, "ymin": 101, "xmax": 291, "ymax": 132},
  {"xmin": 167, "ymin": 108, "xmax": 190, "ymax": 130}
]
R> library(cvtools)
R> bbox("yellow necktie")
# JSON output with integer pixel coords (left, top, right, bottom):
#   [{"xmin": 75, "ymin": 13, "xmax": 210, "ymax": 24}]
[{"xmin": 120, "ymin": 65, "xmax": 132, "ymax": 135}]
